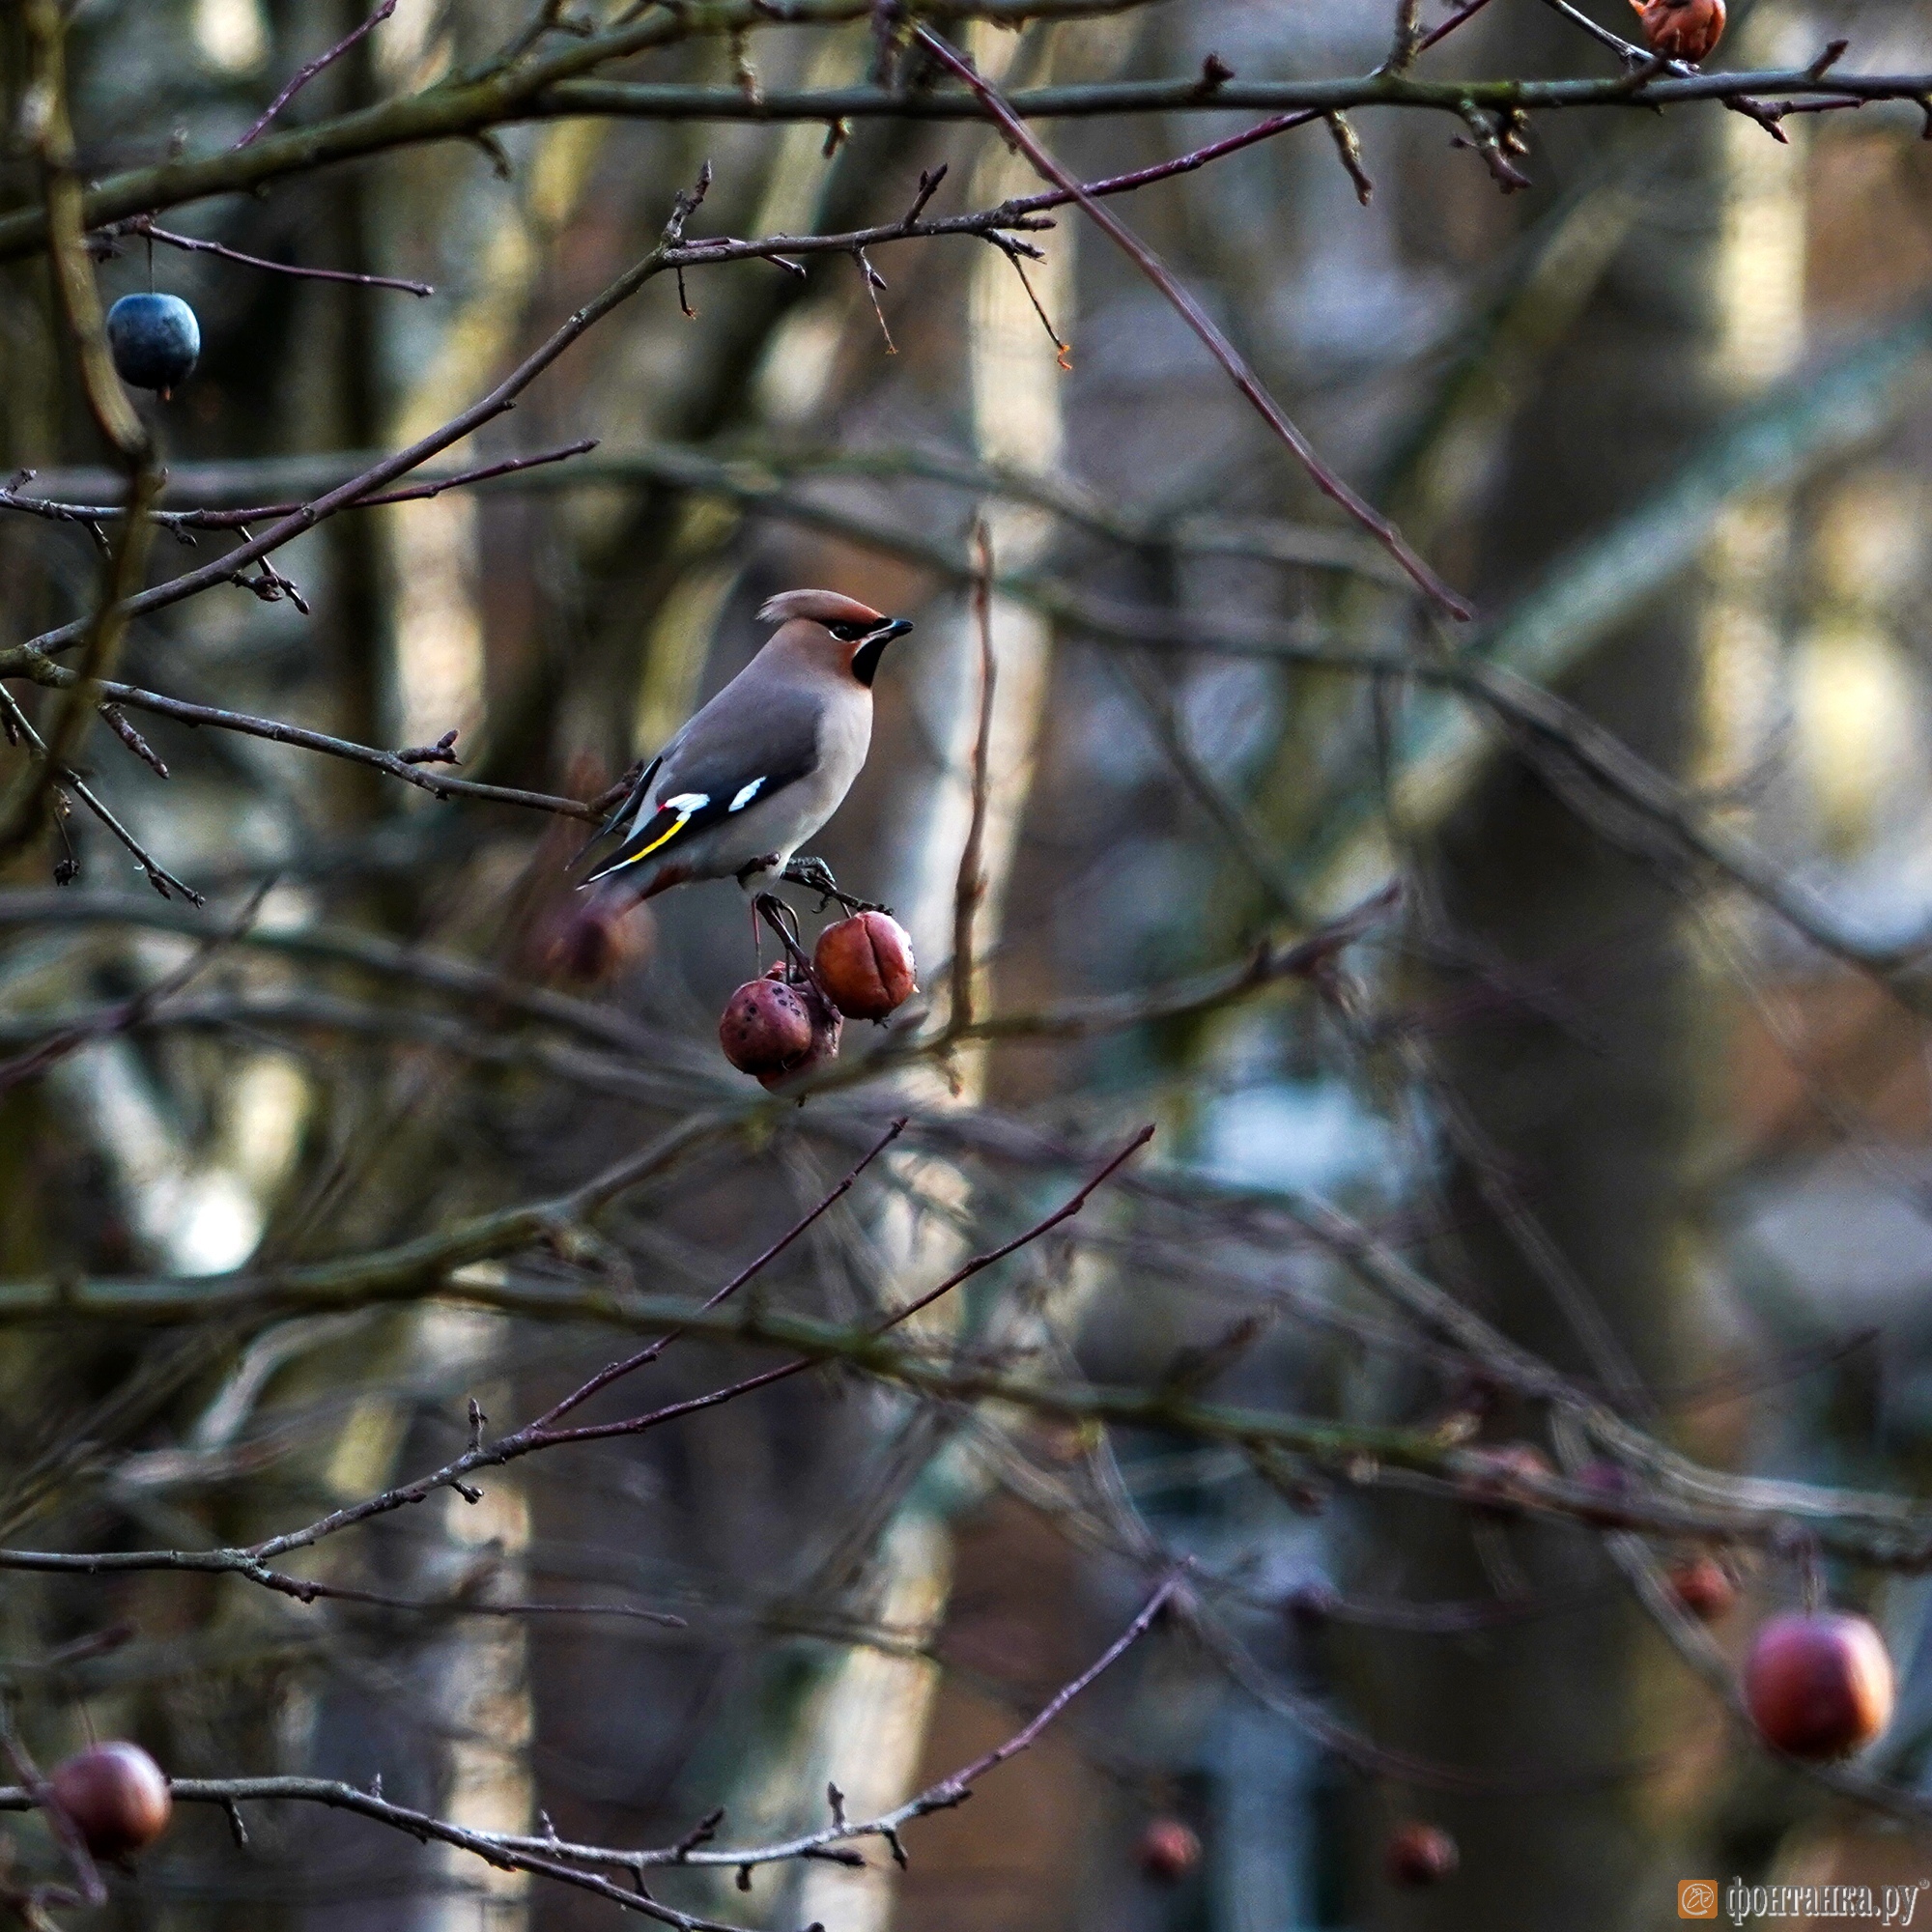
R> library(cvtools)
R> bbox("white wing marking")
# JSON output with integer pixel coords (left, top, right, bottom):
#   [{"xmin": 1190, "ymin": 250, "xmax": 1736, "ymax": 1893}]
[{"xmin": 728, "ymin": 778, "xmax": 766, "ymax": 812}]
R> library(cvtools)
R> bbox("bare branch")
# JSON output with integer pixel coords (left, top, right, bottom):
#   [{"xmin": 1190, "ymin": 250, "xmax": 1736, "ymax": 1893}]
[
  {"xmin": 1414, "ymin": 0, "xmax": 1501, "ymax": 56},
  {"xmin": 8, "ymin": 52, "xmax": 1932, "ymax": 267},
  {"xmin": 2, "ymin": 0, "xmax": 160, "ymax": 867},
  {"xmin": 527, "ymin": 1116, "xmax": 909, "ymax": 1430},
  {"xmin": 0, "ymin": 657, "xmax": 202, "ymax": 906},
  {"xmin": 0, "ymin": 1574, "xmax": 1179, "ymax": 1916},
  {"xmin": 12, "ymin": 660, "xmax": 607, "ymax": 819},
  {"xmin": 912, "ymin": 27, "xmax": 1472, "ymax": 619},
  {"xmin": 0, "ymin": 884, "xmax": 264, "ymax": 1094},
  {"xmin": 0, "ymin": 1127, "xmax": 1151, "ymax": 1600},
  {"xmin": 14, "ymin": 182, "xmax": 711, "ymax": 664}
]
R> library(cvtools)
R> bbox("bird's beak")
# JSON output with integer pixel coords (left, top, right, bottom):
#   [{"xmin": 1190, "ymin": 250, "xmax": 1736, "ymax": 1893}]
[{"xmin": 851, "ymin": 617, "xmax": 913, "ymax": 687}]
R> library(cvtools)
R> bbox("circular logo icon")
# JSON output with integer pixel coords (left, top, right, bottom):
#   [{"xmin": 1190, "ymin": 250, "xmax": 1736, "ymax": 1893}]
[{"xmin": 1678, "ymin": 1881, "xmax": 1719, "ymax": 1919}]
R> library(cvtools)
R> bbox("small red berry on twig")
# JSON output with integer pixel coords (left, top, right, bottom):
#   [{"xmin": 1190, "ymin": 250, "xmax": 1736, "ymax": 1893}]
[
  {"xmin": 49, "ymin": 1743, "xmax": 173, "ymax": 1859},
  {"xmin": 1667, "ymin": 1555, "xmax": 1737, "ymax": 1623},
  {"xmin": 1385, "ymin": 1820, "xmax": 1459, "ymax": 1888},
  {"xmin": 1137, "ymin": 1817, "xmax": 1201, "ymax": 1883},
  {"xmin": 533, "ymin": 893, "xmax": 653, "ymax": 985},
  {"xmin": 1745, "ymin": 1610, "xmax": 1893, "ymax": 1759}
]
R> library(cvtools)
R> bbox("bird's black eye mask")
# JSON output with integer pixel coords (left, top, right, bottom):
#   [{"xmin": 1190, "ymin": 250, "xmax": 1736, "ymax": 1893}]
[{"xmin": 837, "ymin": 616, "xmax": 914, "ymax": 686}]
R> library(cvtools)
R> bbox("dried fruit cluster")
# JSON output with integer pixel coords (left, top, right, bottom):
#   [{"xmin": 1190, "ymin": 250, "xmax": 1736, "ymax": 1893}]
[{"xmin": 719, "ymin": 911, "xmax": 917, "ymax": 1088}]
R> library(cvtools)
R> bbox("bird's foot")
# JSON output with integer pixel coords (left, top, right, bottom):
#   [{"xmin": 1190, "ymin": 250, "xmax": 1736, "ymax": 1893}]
[
  {"xmin": 781, "ymin": 856, "xmax": 888, "ymax": 917},
  {"xmin": 752, "ymin": 891, "xmax": 812, "ymax": 978}
]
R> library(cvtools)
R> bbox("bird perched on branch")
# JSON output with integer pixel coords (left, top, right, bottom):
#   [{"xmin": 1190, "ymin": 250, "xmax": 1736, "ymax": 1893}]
[{"xmin": 579, "ymin": 589, "xmax": 913, "ymax": 904}]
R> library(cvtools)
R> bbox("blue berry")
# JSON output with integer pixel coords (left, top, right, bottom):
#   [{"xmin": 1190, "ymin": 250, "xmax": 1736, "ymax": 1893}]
[{"xmin": 105, "ymin": 293, "xmax": 200, "ymax": 397}]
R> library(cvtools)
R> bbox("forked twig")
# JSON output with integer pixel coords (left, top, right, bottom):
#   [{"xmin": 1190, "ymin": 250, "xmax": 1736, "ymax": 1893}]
[
  {"xmin": 915, "ymin": 27, "xmax": 1471, "ymax": 618},
  {"xmin": 0, "ymin": 1571, "xmax": 1184, "ymax": 1916}
]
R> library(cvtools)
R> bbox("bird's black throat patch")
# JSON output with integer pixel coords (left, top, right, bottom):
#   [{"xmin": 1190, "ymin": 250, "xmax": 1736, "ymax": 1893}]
[{"xmin": 850, "ymin": 617, "xmax": 912, "ymax": 687}]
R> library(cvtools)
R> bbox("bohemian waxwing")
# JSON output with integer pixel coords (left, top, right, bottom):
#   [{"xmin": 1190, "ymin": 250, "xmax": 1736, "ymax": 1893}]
[{"xmin": 581, "ymin": 589, "xmax": 913, "ymax": 901}]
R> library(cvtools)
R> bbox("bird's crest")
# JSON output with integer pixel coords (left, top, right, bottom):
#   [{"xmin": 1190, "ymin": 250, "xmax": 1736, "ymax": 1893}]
[{"xmin": 757, "ymin": 588, "xmax": 886, "ymax": 627}]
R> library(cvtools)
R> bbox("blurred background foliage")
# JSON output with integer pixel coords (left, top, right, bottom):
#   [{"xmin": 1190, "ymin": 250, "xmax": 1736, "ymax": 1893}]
[{"xmin": 9, "ymin": 0, "xmax": 1932, "ymax": 1927}]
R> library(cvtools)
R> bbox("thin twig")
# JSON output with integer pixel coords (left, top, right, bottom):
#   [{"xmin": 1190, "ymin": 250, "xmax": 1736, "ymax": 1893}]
[
  {"xmin": 854, "ymin": 245, "xmax": 896, "ymax": 351},
  {"xmin": 235, "ymin": 0, "xmax": 399, "ymax": 149},
  {"xmin": 912, "ymin": 27, "xmax": 1472, "ymax": 620},
  {"xmin": 0, "ymin": 1129, "xmax": 1155, "ymax": 1596},
  {"xmin": 517, "ymin": 1125, "xmax": 1155, "ymax": 1454},
  {"xmin": 0, "ymin": 687, "xmax": 202, "ymax": 899},
  {"xmin": 951, "ymin": 523, "xmax": 997, "ymax": 1034},
  {"xmin": 14, "ymin": 43, "xmax": 1932, "ymax": 268},
  {"xmin": 114, "ymin": 216, "xmax": 434, "ymax": 296},
  {"xmin": 0, "ymin": 440, "xmax": 596, "ymax": 530},
  {"xmin": 236, "ymin": 1573, "xmax": 689, "ymax": 1626},
  {"xmin": 19, "ymin": 173, "xmax": 714, "ymax": 661},
  {"xmin": 12, "ymin": 662, "xmax": 606, "ymax": 820},
  {"xmin": 528, "ymin": 1117, "xmax": 909, "ymax": 1429},
  {"xmin": 1414, "ymin": 0, "xmax": 1499, "ymax": 56}
]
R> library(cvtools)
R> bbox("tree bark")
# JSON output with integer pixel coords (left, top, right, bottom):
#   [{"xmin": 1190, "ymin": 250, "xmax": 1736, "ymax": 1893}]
[{"xmin": 1344, "ymin": 13, "xmax": 1758, "ymax": 1926}]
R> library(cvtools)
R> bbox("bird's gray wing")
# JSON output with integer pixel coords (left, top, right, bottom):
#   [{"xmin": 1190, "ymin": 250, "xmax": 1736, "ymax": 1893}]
[{"xmin": 583, "ymin": 681, "xmax": 822, "ymax": 884}]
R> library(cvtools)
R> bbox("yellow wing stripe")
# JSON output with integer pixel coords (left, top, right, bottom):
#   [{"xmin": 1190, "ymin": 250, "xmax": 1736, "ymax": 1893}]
[
  {"xmin": 608, "ymin": 809, "xmax": 693, "ymax": 870},
  {"xmin": 638, "ymin": 810, "xmax": 692, "ymax": 857}
]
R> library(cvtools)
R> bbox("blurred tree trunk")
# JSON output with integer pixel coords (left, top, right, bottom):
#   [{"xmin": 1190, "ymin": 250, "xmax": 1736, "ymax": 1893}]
[
  {"xmin": 784, "ymin": 53, "xmax": 1076, "ymax": 1931},
  {"xmin": 1347, "ymin": 10, "xmax": 1784, "ymax": 1927}
]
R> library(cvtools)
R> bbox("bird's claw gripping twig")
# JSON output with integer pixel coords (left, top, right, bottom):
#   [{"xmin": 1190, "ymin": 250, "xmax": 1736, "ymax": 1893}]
[{"xmin": 781, "ymin": 855, "xmax": 889, "ymax": 916}]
